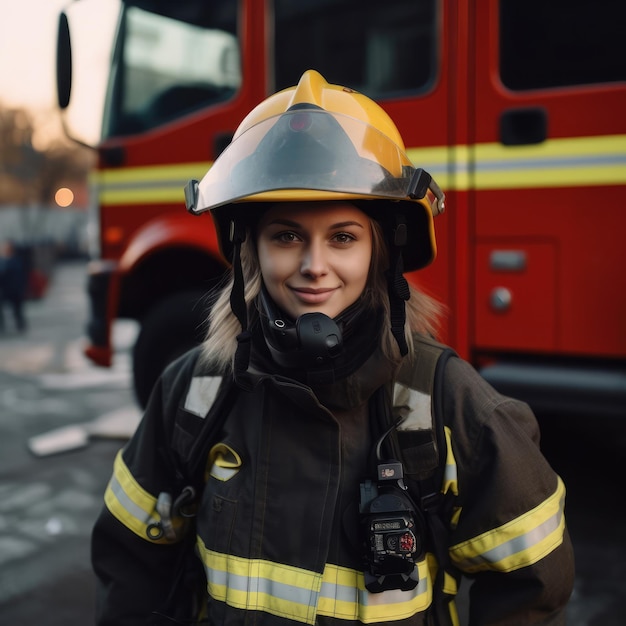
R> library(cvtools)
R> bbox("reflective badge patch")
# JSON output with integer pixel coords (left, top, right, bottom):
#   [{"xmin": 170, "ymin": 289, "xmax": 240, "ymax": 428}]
[
  {"xmin": 185, "ymin": 375, "xmax": 223, "ymax": 417},
  {"xmin": 208, "ymin": 443, "xmax": 242, "ymax": 481}
]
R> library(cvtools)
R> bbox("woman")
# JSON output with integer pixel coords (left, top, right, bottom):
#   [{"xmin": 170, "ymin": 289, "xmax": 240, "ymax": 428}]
[{"xmin": 92, "ymin": 70, "xmax": 574, "ymax": 625}]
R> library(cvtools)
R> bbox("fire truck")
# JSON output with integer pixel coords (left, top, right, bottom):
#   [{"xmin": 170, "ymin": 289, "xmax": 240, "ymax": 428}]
[{"xmin": 56, "ymin": 0, "xmax": 626, "ymax": 412}]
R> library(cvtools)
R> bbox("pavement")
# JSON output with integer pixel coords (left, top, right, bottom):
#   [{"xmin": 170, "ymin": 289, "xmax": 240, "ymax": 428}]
[{"xmin": 0, "ymin": 260, "xmax": 140, "ymax": 624}]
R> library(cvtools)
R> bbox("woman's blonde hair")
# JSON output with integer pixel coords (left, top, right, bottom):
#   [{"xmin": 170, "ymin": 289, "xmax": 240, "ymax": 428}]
[{"xmin": 201, "ymin": 218, "xmax": 443, "ymax": 370}]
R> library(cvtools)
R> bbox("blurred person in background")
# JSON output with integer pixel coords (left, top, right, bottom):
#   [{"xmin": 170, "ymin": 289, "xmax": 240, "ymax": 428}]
[{"xmin": 0, "ymin": 239, "xmax": 28, "ymax": 334}]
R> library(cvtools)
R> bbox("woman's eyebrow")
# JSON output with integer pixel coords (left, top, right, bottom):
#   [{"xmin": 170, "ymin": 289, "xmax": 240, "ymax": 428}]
[
  {"xmin": 330, "ymin": 221, "xmax": 365, "ymax": 229},
  {"xmin": 264, "ymin": 219, "xmax": 365, "ymax": 229},
  {"xmin": 265, "ymin": 218, "xmax": 301, "ymax": 228}
]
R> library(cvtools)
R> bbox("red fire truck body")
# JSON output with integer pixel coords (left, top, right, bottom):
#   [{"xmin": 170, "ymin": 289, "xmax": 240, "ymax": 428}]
[{"xmin": 58, "ymin": 0, "xmax": 626, "ymax": 410}]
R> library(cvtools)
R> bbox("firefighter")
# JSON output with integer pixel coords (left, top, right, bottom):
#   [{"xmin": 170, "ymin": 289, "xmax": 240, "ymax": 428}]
[{"xmin": 92, "ymin": 70, "xmax": 574, "ymax": 625}]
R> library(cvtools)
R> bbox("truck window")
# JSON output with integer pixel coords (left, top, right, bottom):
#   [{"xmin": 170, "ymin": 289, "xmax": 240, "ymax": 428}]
[
  {"xmin": 104, "ymin": 1, "xmax": 240, "ymax": 137},
  {"xmin": 273, "ymin": 0, "xmax": 437, "ymax": 99},
  {"xmin": 500, "ymin": 0, "xmax": 626, "ymax": 90}
]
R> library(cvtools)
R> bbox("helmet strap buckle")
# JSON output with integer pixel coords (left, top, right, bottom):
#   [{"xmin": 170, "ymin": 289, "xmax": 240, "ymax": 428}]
[{"xmin": 407, "ymin": 168, "xmax": 446, "ymax": 216}]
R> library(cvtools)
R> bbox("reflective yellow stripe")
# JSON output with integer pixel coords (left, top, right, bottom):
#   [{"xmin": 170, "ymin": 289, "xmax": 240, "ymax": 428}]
[
  {"xmin": 96, "ymin": 162, "xmax": 212, "ymax": 205},
  {"xmin": 204, "ymin": 549, "xmax": 320, "ymax": 623},
  {"xmin": 474, "ymin": 134, "xmax": 626, "ymax": 189},
  {"xmin": 405, "ymin": 145, "xmax": 465, "ymax": 192},
  {"xmin": 197, "ymin": 541, "xmax": 432, "ymax": 624},
  {"xmin": 449, "ymin": 476, "xmax": 566, "ymax": 574},
  {"xmin": 442, "ymin": 426, "xmax": 458, "ymax": 496},
  {"xmin": 441, "ymin": 569, "xmax": 457, "ymax": 596},
  {"xmin": 409, "ymin": 133, "xmax": 626, "ymax": 191},
  {"xmin": 208, "ymin": 443, "xmax": 242, "ymax": 481},
  {"xmin": 442, "ymin": 425, "xmax": 463, "ymax": 531},
  {"xmin": 442, "ymin": 571, "xmax": 460, "ymax": 626},
  {"xmin": 94, "ymin": 135, "xmax": 625, "ymax": 204},
  {"xmin": 318, "ymin": 562, "xmax": 430, "ymax": 622},
  {"xmin": 104, "ymin": 450, "xmax": 180, "ymax": 543}
]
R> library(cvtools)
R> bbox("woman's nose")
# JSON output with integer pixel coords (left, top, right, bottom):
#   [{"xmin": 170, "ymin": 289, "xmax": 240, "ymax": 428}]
[{"xmin": 300, "ymin": 241, "xmax": 328, "ymax": 277}]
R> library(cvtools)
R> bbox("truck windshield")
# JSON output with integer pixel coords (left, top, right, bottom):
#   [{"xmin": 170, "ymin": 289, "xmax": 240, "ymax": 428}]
[
  {"xmin": 273, "ymin": 0, "xmax": 436, "ymax": 98},
  {"xmin": 500, "ymin": 0, "xmax": 626, "ymax": 90},
  {"xmin": 103, "ymin": 1, "xmax": 240, "ymax": 138}
]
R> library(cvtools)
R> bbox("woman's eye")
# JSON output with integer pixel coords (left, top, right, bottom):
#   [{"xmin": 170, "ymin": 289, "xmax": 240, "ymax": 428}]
[
  {"xmin": 274, "ymin": 231, "xmax": 299, "ymax": 243},
  {"xmin": 333, "ymin": 232, "xmax": 356, "ymax": 244}
]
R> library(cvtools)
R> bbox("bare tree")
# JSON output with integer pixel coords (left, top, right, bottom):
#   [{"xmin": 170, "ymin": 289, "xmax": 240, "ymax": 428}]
[{"xmin": 0, "ymin": 105, "xmax": 93, "ymax": 207}]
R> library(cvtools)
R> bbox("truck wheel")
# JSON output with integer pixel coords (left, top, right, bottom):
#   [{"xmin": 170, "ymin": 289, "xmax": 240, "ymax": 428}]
[{"xmin": 132, "ymin": 290, "xmax": 209, "ymax": 408}]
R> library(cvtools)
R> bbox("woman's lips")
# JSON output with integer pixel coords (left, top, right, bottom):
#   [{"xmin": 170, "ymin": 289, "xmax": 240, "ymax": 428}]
[{"xmin": 289, "ymin": 287, "xmax": 337, "ymax": 304}]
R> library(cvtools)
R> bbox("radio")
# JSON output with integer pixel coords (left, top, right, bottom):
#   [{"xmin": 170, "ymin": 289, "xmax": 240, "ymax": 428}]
[{"xmin": 359, "ymin": 460, "xmax": 425, "ymax": 593}]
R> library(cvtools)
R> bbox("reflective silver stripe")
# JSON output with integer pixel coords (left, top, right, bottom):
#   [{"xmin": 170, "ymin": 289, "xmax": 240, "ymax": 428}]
[
  {"xmin": 198, "ymin": 542, "xmax": 432, "ymax": 623},
  {"xmin": 104, "ymin": 452, "xmax": 162, "ymax": 540},
  {"xmin": 451, "ymin": 478, "xmax": 567, "ymax": 573},
  {"xmin": 458, "ymin": 503, "xmax": 563, "ymax": 571},
  {"xmin": 209, "ymin": 464, "xmax": 239, "ymax": 481},
  {"xmin": 210, "ymin": 566, "xmax": 317, "ymax": 605},
  {"xmin": 108, "ymin": 473, "xmax": 157, "ymax": 527},
  {"xmin": 477, "ymin": 153, "xmax": 626, "ymax": 172},
  {"xmin": 201, "ymin": 550, "xmax": 319, "ymax": 623},
  {"xmin": 319, "ymin": 569, "xmax": 429, "ymax": 606},
  {"xmin": 184, "ymin": 375, "xmax": 222, "ymax": 417}
]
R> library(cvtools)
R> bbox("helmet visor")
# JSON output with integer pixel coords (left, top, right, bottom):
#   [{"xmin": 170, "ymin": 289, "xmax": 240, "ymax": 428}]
[{"xmin": 192, "ymin": 109, "xmax": 416, "ymax": 213}]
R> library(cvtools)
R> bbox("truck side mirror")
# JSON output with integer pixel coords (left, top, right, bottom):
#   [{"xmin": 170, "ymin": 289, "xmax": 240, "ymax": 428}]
[{"xmin": 56, "ymin": 12, "xmax": 72, "ymax": 110}]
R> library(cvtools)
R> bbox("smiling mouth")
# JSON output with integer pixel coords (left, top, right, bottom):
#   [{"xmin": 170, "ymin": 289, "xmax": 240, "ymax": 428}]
[{"xmin": 289, "ymin": 287, "xmax": 337, "ymax": 304}]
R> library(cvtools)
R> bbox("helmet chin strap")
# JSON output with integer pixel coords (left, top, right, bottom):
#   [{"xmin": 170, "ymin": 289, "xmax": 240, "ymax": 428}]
[
  {"xmin": 386, "ymin": 216, "xmax": 410, "ymax": 357},
  {"xmin": 387, "ymin": 258, "xmax": 410, "ymax": 357},
  {"xmin": 229, "ymin": 220, "xmax": 254, "ymax": 389}
]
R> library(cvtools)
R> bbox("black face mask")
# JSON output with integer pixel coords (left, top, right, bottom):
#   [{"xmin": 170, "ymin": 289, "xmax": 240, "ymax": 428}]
[{"xmin": 258, "ymin": 284, "xmax": 383, "ymax": 386}]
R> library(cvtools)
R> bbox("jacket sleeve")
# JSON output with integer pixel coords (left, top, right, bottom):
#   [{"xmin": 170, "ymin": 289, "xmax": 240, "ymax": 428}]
[
  {"xmin": 442, "ymin": 358, "xmax": 575, "ymax": 625},
  {"xmin": 92, "ymin": 351, "xmax": 204, "ymax": 626}
]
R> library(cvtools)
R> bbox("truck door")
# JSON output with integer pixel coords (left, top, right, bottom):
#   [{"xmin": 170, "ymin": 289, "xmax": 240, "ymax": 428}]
[{"xmin": 471, "ymin": 0, "xmax": 626, "ymax": 360}]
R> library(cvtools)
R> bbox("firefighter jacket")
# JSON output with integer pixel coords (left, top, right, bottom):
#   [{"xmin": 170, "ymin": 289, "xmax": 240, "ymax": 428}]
[{"xmin": 92, "ymin": 333, "xmax": 574, "ymax": 626}]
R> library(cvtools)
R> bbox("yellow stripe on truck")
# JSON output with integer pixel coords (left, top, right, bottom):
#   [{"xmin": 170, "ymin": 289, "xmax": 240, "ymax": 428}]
[
  {"xmin": 97, "ymin": 162, "xmax": 212, "ymax": 205},
  {"xmin": 409, "ymin": 133, "xmax": 626, "ymax": 190},
  {"xmin": 94, "ymin": 134, "xmax": 626, "ymax": 204}
]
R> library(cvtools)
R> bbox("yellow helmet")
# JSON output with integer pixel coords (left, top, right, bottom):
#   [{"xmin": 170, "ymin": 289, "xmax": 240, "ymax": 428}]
[{"xmin": 186, "ymin": 70, "xmax": 444, "ymax": 271}]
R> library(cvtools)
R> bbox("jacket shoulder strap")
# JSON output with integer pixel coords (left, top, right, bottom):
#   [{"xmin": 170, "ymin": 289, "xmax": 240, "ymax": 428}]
[
  {"xmin": 395, "ymin": 335, "xmax": 458, "ymax": 626},
  {"xmin": 393, "ymin": 335, "xmax": 457, "ymax": 484}
]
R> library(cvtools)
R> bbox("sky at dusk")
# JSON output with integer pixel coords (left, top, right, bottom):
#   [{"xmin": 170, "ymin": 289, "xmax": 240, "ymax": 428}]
[
  {"xmin": 0, "ymin": 0, "xmax": 119, "ymax": 147},
  {"xmin": 0, "ymin": 0, "xmax": 70, "ymax": 111}
]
